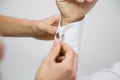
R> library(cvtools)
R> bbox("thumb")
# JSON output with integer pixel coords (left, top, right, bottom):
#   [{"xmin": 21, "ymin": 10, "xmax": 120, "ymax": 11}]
[
  {"xmin": 48, "ymin": 38, "xmax": 61, "ymax": 60},
  {"xmin": 48, "ymin": 26, "xmax": 57, "ymax": 34}
]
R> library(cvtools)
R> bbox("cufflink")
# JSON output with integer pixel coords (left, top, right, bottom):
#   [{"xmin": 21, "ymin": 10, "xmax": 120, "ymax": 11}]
[
  {"xmin": 56, "ymin": 32, "xmax": 64, "ymax": 41},
  {"xmin": 56, "ymin": 32, "xmax": 60, "ymax": 39}
]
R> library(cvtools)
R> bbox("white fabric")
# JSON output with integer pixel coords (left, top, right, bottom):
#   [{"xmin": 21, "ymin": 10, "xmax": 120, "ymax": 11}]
[
  {"xmin": 56, "ymin": 20, "xmax": 120, "ymax": 80},
  {"xmin": 56, "ymin": 20, "xmax": 84, "ymax": 54}
]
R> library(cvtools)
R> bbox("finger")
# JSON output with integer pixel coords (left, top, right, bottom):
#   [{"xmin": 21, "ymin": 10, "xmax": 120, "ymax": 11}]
[
  {"xmin": 43, "ymin": 15, "xmax": 60, "ymax": 34},
  {"xmin": 45, "ymin": 25, "xmax": 57, "ymax": 34},
  {"xmin": 52, "ymin": 14, "xmax": 60, "ymax": 26},
  {"xmin": 62, "ymin": 42, "xmax": 75, "ymax": 66},
  {"xmin": 47, "ymin": 38, "xmax": 61, "ymax": 61},
  {"xmin": 55, "ymin": 48, "xmax": 66, "ymax": 63},
  {"xmin": 61, "ymin": 42, "xmax": 72, "ymax": 52},
  {"xmin": 47, "ymin": 14, "xmax": 60, "ymax": 26},
  {"xmin": 73, "ymin": 54, "xmax": 78, "ymax": 72},
  {"xmin": 56, "ymin": 55, "xmax": 65, "ymax": 62}
]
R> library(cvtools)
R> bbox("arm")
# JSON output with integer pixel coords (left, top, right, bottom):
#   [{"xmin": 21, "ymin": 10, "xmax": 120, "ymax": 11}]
[
  {"xmin": 0, "ymin": 15, "xmax": 32, "ymax": 37},
  {"xmin": 0, "ymin": 15, "xmax": 59, "ymax": 40}
]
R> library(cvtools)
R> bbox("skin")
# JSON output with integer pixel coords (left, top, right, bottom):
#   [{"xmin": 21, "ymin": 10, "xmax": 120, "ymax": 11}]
[
  {"xmin": 56, "ymin": 0, "xmax": 97, "ymax": 26},
  {"xmin": 35, "ymin": 38, "xmax": 78, "ymax": 80},
  {"xmin": 35, "ymin": 0, "xmax": 97, "ymax": 80},
  {"xmin": 0, "ymin": 0, "xmax": 97, "ymax": 79},
  {"xmin": 0, "ymin": 14, "xmax": 60, "ymax": 59},
  {"xmin": 0, "ymin": 15, "xmax": 60, "ymax": 40}
]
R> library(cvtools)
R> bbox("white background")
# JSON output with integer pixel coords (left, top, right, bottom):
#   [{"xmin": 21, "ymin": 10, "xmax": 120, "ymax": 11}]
[{"xmin": 0, "ymin": 0, "xmax": 120, "ymax": 80}]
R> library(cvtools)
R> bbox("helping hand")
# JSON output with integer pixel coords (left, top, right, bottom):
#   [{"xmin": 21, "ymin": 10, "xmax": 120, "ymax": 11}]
[
  {"xmin": 31, "ymin": 15, "xmax": 60, "ymax": 40},
  {"xmin": 35, "ymin": 38, "xmax": 78, "ymax": 80}
]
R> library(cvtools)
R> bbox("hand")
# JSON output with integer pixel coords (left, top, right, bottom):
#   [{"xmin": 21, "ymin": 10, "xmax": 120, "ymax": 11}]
[
  {"xmin": 35, "ymin": 38, "xmax": 78, "ymax": 80},
  {"xmin": 56, "ymin": 0, "xmax": 97, "ymax": 26},
  {"xmin": 31, "ymin": 15, "xmax": 60, "ymax": 40}
]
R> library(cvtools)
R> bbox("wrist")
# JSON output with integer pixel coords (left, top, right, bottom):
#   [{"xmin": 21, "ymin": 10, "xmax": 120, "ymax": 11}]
[
  {"xmin": 29, "ymin": 20, "xmax": 44, "ymax": 38},
  {"xmin": 24, "ymin": 20, "xmax": 37, "ymax": 37},
  {"xmin": 17, "ymin": 19, "xmax": 35, "ymax": 37},
  {"xmin": 61, "ymin": 15, "xmax": 84, "ymax": 26}
]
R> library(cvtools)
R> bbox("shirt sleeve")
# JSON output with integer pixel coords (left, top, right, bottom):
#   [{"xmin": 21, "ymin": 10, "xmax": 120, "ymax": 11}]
[
  {"xmin": 56, "ymin": 20, "xmax": 84, "ymax": 54},
  {"xmin": 84, "ymin": 62, "xmax": 120, "ymax": 80},
  {"xmin": 55, "ymin": 20, "xmax": 120, "ymax": 80}
]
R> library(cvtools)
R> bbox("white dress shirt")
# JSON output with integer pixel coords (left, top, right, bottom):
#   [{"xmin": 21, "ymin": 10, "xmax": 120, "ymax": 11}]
[{"xmin": 56, "ymin": 20, "xmax": 120, "ymax": 80}]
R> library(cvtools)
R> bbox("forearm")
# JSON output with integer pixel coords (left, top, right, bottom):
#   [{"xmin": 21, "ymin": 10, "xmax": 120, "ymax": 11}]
[{"xmin": 0, "ymin": 15, "xmax": 33, "ymax": 37}]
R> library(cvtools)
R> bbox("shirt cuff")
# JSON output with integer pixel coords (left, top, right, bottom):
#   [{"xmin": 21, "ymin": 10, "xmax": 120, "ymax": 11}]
[{"xmin": 55, "ymin": 20, "xmax": 84, "ymax": 54}]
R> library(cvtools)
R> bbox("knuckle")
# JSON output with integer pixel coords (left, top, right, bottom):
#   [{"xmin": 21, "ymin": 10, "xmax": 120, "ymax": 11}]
[
  {"xmin": 63, "ymin": 65, "xmax": 73, "ymax": 73},
  {"xmin": 62, "ymin": 65, "xmax": 76, "ymax": 80}
]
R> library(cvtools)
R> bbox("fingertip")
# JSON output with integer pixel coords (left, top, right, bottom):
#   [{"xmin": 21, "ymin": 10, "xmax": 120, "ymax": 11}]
[
  {"xmin": 61, "ymin": 42, "xmax": 71, "ymax": 52},
  {"xmin": 54, "ymin": 14, "xmax": 60, "ymax": 23},
  {"xmin": 48, "ymin": 25, "xmax": 57, "ymax": 34},
  {"xmin": 52, "ymin": 27, "xmax": 57, "ymax": 34},
  {"xmin": 52, "ymin": 14, "xmax": 60, "ymax": 21},
  {"xmin": 62, "ymin": 42, "xmax": 76, "ymax": 57}
]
